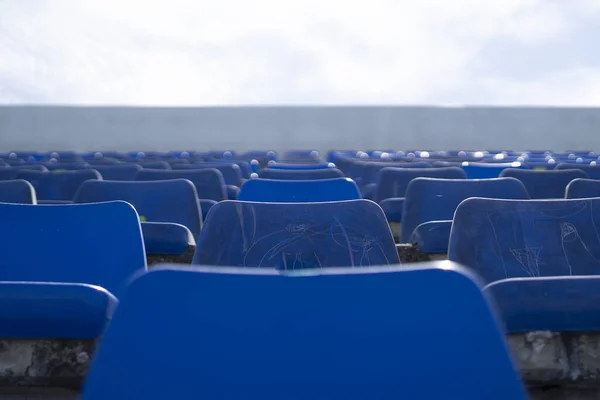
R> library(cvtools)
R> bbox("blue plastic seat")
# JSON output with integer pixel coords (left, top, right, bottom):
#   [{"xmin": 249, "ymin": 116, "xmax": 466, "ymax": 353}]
[
  {"xmin": 193, "ymin": 199, "xmax": 398, "ymax": 268},
  {"xmin": 0, "ymin": 201, "xmax": 146, "ymax": 297},
  {"xmin": 257, "ymin": 168, "xmax": 344, "ymax": 180},
  {"xmin": 566, "ymin": 178, "xmax": 600, "ymax": 199},
  {"xmin": 499, "ymin": 168, "xmax": 588, "ymax": 199},
  {"xmin": 82, "ymin": 264, "xmax": 526, "ymax": 400},
  {"xmin": 43, "ymin": 162, "xmax": 91, "ymax": 171},
  {"xmin": 238, "ymin": 178, "xmax": 360, "ymax": 202},
  {"xmin": 461, "ymin": 162, "xmax": 525, "ymax": 179},
  {"xmin": 401, "ymin": 177, "xmax": 530, "ymax": 243},
  {"xmin": 17, "ymin": 169, "xmax": 102, "ymax": 201},
  {"xmin": 448, "ymin": 197, "xmax": 600, "ymax": 284},
  {"xmin": 93, "ymin": 164, "xmax": 142, "ymax": 181},
  {"xmin": 0, "ymin": 180, "xmax": 37, "ymax": 204},
  {"xmin": 268, "ymin": 162, "xmax": 333, "ymax": 170},
  {"xmin": 375, "ymin": 167, "xmax": 466, "ymax": 222},
  {"xmin": 136, "ymin": 168, "xmax": 227, "ymax": 201},
  {"xmin": 172, "ymin": 163, "xmax": 242, "ymax": 187},
  {"xmin": 74, "ymin": 179, "xmax": 202, "ymax": 238},
  {"xmin": 138, "ymin": 161, "xmax": 171, "ymax": 170},
  {"xmin": 484, "ymin": 276, "xmax": 600, "ymax": 333},
  {"xmin": 0, "ymin": 282, "xmax": 117, "ymax": 339},
  {"xmin": 141, "ymin": 222, "xmax": 195, "ymax": 255},
  {"xmin": 557, "ymin": 163, "xmax": 600, "ymax": 180}
]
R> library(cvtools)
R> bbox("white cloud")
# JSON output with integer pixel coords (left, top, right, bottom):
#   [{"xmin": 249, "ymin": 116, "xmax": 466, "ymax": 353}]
[{"xmin": 0, "ymin": 0, "xmax": 599, "ymax": 105}]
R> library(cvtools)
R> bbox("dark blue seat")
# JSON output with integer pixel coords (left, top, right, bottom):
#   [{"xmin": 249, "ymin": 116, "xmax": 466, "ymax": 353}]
[
  {"xmin": 0, "ymin": 180, "xmax": 36, "ymax": 204},
  {"xmin": 138, "ymin": 161, "xmax": 171, "ymax": 170},
  {"xmin": 499, "ymin": 168, "xmax": 588, "ymax": 199},
  {"xmin": 484, "ymin": 276, "xmax": 600, "ymax": 333},
  {"xmin": 0, "ymin": 167, "xmax": 20, "ymax": 181},
  {"xmin": 257, "ymin": 168, "xmax": 344, "ymax": 180},
  {"xmin": 43, "ymin": 162, "xmax": 91, "ymax": 171},
  {"xmin": 141, "ymin": 222, "xmax": 195, "ymax": 255},
  {"xmin": 93, "ymin": 164, "xmax": 142, "ymax": 181},
  {"xmin": 173, "ymin": 163, "xmax": 242, "ymax": 187},
  {"xmin": 74, "ymin": 179, "xmax": 202, "ymax": 238},
  {"xmin": 136, "ymin": 168, "xmax": 227, "ymax": 202},
  {"xmin": 17, "ymin": 169, "xmax": 102, "ymax": 201},
  {"xmin": 238, "ymin": 178, "xmax": 360, "ymax": 202},
  {"xmin": 0, "ymin": 282, "xmax": 117, "ymax": 339},
  {"xmin": 557, "ymin": 163, "xmax": 600, "ymax": 180},
  {"xmin": 401, "ymin": 177, "xmax": 530, "ymax": 243},
  {"xmin": 193, "ymin": 200, "xmax": 398, "ymax": 269},
  {"xmin": 448, "ymin": 197, "xmax": 600, "ymax": 284},
  {"xmin": 411, "ymin": 221, "xmax": 453, "ymax": 254},
  {"xmin": 566, "ymin": 178, "xmax": 600, "ymax": 199},
  {"xmin": 82, "ymin": 264, "xmax": 526, "ymax": 400},
  {"xmin": 0, "ymin": 201, "xmax": 146, "ymax": 297},
  {"xmin": 268, "ymin": 162, "xmax": 333, "ymax": 170},
  {"xmin": 375, "ymin": 167, "xmax": 466, "ymax": 222},
  {"xmin": 461, "ymin": 162, "xmax": 525, "ymax": 179}
]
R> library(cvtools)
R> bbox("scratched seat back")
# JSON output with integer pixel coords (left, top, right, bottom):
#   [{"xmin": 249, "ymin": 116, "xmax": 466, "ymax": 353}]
[
  {"xmin": 193, "ymin": 200, "xmax": 399, "ymax": 269},
  {"xmin": 448, "ymin": 197, "xmax": 600, "ymax": 284}
]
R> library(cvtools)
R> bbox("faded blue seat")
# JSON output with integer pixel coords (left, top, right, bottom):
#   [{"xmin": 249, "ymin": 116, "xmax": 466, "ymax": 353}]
[
  {"xmin": 499, "ymin": 168, "xmax": 588, "ymax": 199},
  {"xmin": 484, "ymin": 276, "xmax": 600, "ymax": 333},
  {"xmin": 401, "ymin": 177, "xmax": 529, "ymax": 243},
  {"xmin": 448, "ymin": 197, "xmax": 600, "ymax": 284},
  {"xmin": 0, "ymin": 201, "xmax": 146, "ymax": 297},
  {"xmin": 0, "ymin": 282, "xmax": 117, "ymax": 339},
  {"xmin": 257, "ymin": 168, "xmax": 344, "ymax": 180},
  {"xmin": 136, "ymin": 168, "xmax": 227, "ymax": 201},
  {"xmin": 0, "ymin": 180, "xmax": 37, "ymax": 204},
  {"xmin": 375, "ymin": 167, "xmax": 466, "ymax": 222},
  {"xmin": 43, "ymin": 162, "xmax": 91, "ymax": 171},
  {"xmin": 461, "ymin": 162, "xmax": 526, "ymax": 179},
  {"xmin": 238, "ymin": 178, "xmax": 360, "ymax": 202},
  {"xmin": 82, "ymin": 264, "xmax": 526, "ymax": 400},
  {"xmin": 141, "ymin": 222, "xmax": 195, "ymax": 255},
  {"xmin": 268, "ymin": 161, "xmax": 331, "ymax": 170},
  {"xmin": 93, "ymin": 164, "xmax": 142, "ymax": 181},
  {"xmin": 193, "ymin": 200, "xmax": 398, "ymax": 269},
  {"xmin": 17, "ymin": 169, "xmax": 102, "ymax": 201},
  {"xmin": 566, "ymin": 178, "xmax": 600, "ymax": 199},
  {"xmin": 74, "ymin": 179, "xmax": 202, "ymax": 238},
  {"xmin": 173, "ymin": 162, "xmax": 242, "ymax": 187},
  {"xmin": 138, "ymin": 161, "xmax": 171, "ymax": 170},
  {"xmin": 557, "ymin": 163, "xmax": 600, "ymax": 180}
]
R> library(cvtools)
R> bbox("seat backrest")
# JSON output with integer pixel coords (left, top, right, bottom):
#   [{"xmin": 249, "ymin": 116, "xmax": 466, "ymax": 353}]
[
  {"xmin": 348, "ymin": 161, "xmax": 432, "ymax": 185},
  {"xmin": 238, "ymin": 178, "xmax": 360, "ymax": 202},
  {"xmin": 17, "ymin": 169, "xmax": 102, "ymax": 200},
  {"xmin": 461, "ymin": 162, "xmax": 525, "ymax": 179},
  {"xmin": 0, "ymin": 201, "xmax": 146, "ymax": 297},
  {"xmin": 138, "ymin": 161, "xmax": 171, "ymax": 170},
  {"xmin": 136, "ymin": 168, "xmax": 227, "ymax": 201},
  {"xmin": 193, "ymin": 199, "xmax": 398, "ymax": 268},
  {"xmin": 484, "ymin": 276, "xmax": 600, "ymax": 334},
  {"xmin": 556, "ymin": 163, "xmax": 600, "ymax": 180},
  {"xmin": 499, "ymin": 168, "xmax": 588, "ymax": 199},
  {"xmin": 257, "ymin": 168, "xmax": 344, "ymax": 180},
  {"xmin": 172, "ymin": 163, "xmax": 242, "ymax": 186},
  {"xmin": 82, "ymin": 264, "xmax": 526, "ymax": 400},
  {"xmin": 0, "ymin": 167, "xmax": 20, "ymax": 181},
  {"xmin": 448, "ymin": 197, "xmax": 600, "ymax": 284},
  {"xmin": 93, "ymin": 164, "xmax": 142, "ymax": 181},
  {"xmin": 0, "ymin": 180, "xmax": 37, "ymax": 204},
  {"xmin": 401, "ymin": 178, "xmax": 530, "ymax": 242},
  {"xmin": 374, "ymin": 167, "xmax": 467, "ymax": 202},
  {"xmin": 566, "ymin": 178, "xmax": 600, "ymax": 199},
  {"xmin": 74, "ymin": 179, "xmax": 202, "ymax": 237},
  {"xmin": 268, "ymin": 162, "xmax": 332, "ymax": 170}
]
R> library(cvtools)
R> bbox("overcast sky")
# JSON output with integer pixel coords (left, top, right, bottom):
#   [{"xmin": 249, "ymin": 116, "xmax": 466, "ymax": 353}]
[{"xmin": 1, "ymin": 0, "xmax": 600, "ymax": 106}]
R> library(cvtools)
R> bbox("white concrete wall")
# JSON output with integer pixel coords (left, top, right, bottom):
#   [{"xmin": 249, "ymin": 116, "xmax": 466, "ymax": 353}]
[{"xmin": 0, "ymin": 106, "xmax": 598, "ymax": 153}]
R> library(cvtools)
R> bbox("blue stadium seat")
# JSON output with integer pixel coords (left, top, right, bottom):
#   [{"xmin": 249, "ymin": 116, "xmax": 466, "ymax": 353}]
[
  {"xmin": 238, "ymin": 178, "xmax": 361, "ymax": 202},
  {"xmin": 375, "ymin": 167, "xmax": 466, "ymax": 221},
  {"xmin": 17, "ymin": 169, "xmax": 102, "ymax": 201},
  {"xmin": 138, "ymin": 161, "xmax": 171, "ymax": 169},
  {"xmin": 461, "ymin": 162, "xmax": 525, "ymax": 179},
  {"xmin": 43, "ymin": 162, "xmax": 91, "ymax": 171},
  {"xmin": 448, "ymin": 197, "xmax": 600, "ymax": 284},
  {"xmin": 557, "ymin": 163, "xmax": 600, "ymax": 180},
  {"xmin": 0, "ymin": 201, "xmax": 146, "ymax": 296},
  {"xmin": 411, "ymin": 221, "xmax": 453, "ymax": 254},
  {"xmin": 93, "ymin": 164, "xmax": 143, "ymax": 181},
  {"xmin": 499, "ymin": 168, "xmax": 588, "ymax": 199},
  {"xmin": 136, "ymin": 168, "xmax": 227, "ymax": 202},
  {"xmin": 82, "ymin": 264, "xmax": 526, "ymax": 400},
  {"xmin": 141, "ymin": 222, "xmax": 195, "ymax": 255},
  {"xmin": 257, "ymin": 167, "xmax": 344, "ymax": 180},
  {"xmin": 485, "ymin": 276, "xmax": 600, "ymax": 333},
  {"xmin": 0, "ymin": 282, "xmax": 117, "ymax": 339},
  {"xmin": 172, "ymin": 163, "xmax": 243, "ymax": 187},
  {"xmin": 566, "ymin": 178, "xmax": 600, "ymax": 199},
  {"xmin": 268, "ymin": 162, "xmax": 332, "ymax": 170},
  {"xmin": 0, "ymin": 167, "xmax": 20, "ymax": 181},
  {"xmin": 0, "ymin": 180, "xmax": 37, "ymax": 204},
  {"xmin": 193, "ymin": 200, "xmax": 398, "ymax": 268},
  {"xmin": 74, "ymin": 179, "xmax": 202, "ymax": 238},
  {"xmin": 400, "ymin": 177, "xmax": 529, "ymax": 243}
]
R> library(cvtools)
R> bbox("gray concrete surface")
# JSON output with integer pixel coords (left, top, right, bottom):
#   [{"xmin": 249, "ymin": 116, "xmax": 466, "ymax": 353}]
[{"xmin": 1, "ymin": 106, "xmax": 600, "ymax": 153}]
